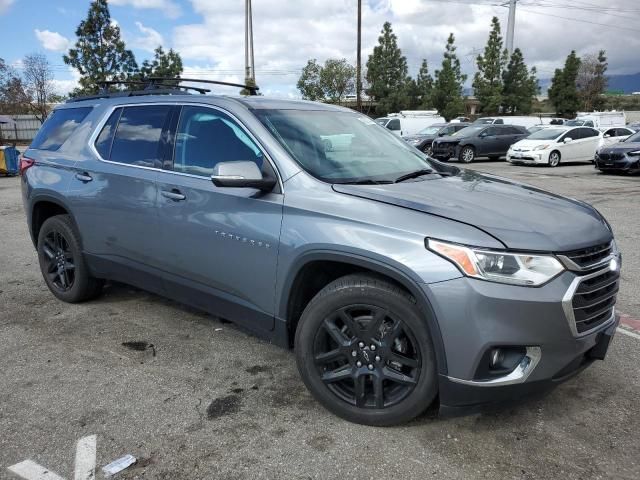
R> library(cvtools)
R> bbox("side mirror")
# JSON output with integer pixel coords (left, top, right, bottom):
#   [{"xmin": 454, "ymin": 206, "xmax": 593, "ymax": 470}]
[
  {"xmin": 563, "ymin": 137, "xmax": 573, "ymax": 143},
  {"xmin": 438, "ymin": 132, "xmax": 445, "ymax": 137},
  {"xmin": 604, "ymin": 134, "xmax": 610, "ymax": 138},
  {"xmin": 211, "ymin": 161, "xmax": 276, "ymax": 192}
]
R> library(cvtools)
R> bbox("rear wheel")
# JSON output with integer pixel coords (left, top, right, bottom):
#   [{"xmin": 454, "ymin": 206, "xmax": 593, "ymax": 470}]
[
  {"xmin": 548, "ymin": 151, "xmax": 561, "ymax": 167},
  {"xmin": 37, "ymin": 215, "xmax": 103, "ymax": 303},
  {"xmin": 295, "ymin": 274, "xmax": 438, "ymax": 426},
  {"xmin": 459, "ymin": 146, "xmax": 475, "ymax": 163}
]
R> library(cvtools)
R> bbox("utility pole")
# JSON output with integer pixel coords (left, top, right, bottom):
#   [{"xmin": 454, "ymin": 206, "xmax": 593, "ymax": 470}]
[
  {"xmin": 244, "ymin": 0, "xmax": 255, "ymax": 84},
  {"xmin": 506, "ymin": 0, "xmax": 517, "ymax": 55},
  {"xmin": 356, "ymin": 0, "xmax": 362, "ymax": 111}
]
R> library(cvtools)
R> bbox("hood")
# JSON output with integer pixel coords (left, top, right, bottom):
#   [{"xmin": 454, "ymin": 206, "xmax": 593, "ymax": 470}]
[
  {"xmin": 332, "ymin": 170, "xmax": 612, "ymax": 252},
  {"xmin": 404, "ymin": 134, "xmax": 436, "ymax": 142},
  {"xmin": 434, "ymin": 135, "xmax": 462, "ymax": 144},
  {"xmin": 601, "ymin": 141, "xmax": 640, "ymax": 153}
]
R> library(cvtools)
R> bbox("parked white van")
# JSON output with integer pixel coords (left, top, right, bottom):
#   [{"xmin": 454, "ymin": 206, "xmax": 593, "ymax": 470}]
[
  {"xmin": 565, "ymin": 112, "xmax": 626, "ymax": 128},
  {"xmin": 376, "ymin": 111, "xmax": 446, "ymax": 137}
]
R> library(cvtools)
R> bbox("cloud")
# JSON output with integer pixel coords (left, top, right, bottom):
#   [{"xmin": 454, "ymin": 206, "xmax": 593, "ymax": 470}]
[
  {"xmin": 133, "ymin": 21, "xmax": 164, "ymax": 52},
  {"xmin": 34, "ymin": 29, "xmax": 71, "ymax": 52},
  {"xmin": 169, "ymin": 0, "xmax": 640, "ymax": 99},
  {"xmin": 51, "ymin": 68, "xmax": 81, "ymax": 96},
  {"xmin": 109, "ymin": 0, "xmax": 181, "ymax": 19},
  {"xmin": 0, "ymin": 0, "xmax": 14, "ymax": 15}
]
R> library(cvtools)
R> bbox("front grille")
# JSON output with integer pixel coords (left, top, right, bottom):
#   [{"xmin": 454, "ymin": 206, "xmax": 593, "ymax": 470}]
[
  {"xmin": 598, "ymin": 152, "xmax": 625, "ymax": 162},
  {"xmin": 571, "ymin": 269, "xmax": 619, "ymax": 334},
  {"xmin": 562, "ymin": 242, "xmax": 612, "ymax": 269}
]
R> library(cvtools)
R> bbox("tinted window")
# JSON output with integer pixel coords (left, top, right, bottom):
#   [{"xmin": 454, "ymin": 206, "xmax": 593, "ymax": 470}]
[
  {"xmin": 484, "ymin": 127, "xmax": 500, "ymax": 136},
  {"xmin": 387, "ymin": 119, "xmax": 401, "ymax": 131},
  {"xmin": 616, "ymin": 128, "xmax": 631, "ymax": 137},
  {"xmin": 173, "ymin": 106, "xmax": 263, "ymax": 177},
  {"xmin": 110, "ymin": 105, "xmax": 171, "ymax": 168},
  {"xmin": 506, "ymin": 126, "xmax": 525, "ymax": 134},
  {"xmin": 581, "ymin": 128, "xmax": 599, "ymax": 138},
  {"xmin": 30, "ymin": 107, "xmax": 92, "ymax": 151},
  {"xmin": 94, "ymin": 108, "xmax": 122, "ymax": 159}
]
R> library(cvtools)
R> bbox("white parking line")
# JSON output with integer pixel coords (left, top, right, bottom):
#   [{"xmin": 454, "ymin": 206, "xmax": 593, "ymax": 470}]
[
  {"xmin": 8, "ymin": 460, "xmax": 65, "ymax": 480},
  {"xmin": 74, "ymin": 435, "xmax": 96, "ymax": 480},
  {"xmin": 617, "ymin": 327, "xmax": 640, "ymax": 341}
]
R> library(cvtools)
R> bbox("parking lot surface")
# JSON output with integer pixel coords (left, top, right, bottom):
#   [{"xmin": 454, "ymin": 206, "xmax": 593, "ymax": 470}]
[{"xmin": 1, "ymin": 161, "xmax": 639, "ymax": 480}]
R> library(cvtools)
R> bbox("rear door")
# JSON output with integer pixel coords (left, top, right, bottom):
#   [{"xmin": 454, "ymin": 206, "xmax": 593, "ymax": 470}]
[
  {"xmin": 577, "ymin": 127, "xmax": 600, "ymax": 160},
  {"xmin": 154, "ymin": 104, "xmax": 283, "ymax": 332},
  {"xmin": 67, "ymin": 104, "xmax": 172, "ymax": 281}
]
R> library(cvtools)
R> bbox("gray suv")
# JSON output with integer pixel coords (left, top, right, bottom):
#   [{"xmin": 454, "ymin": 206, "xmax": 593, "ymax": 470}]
[{"xmin": 21, "ymin": 84, "xmax": 621, "ymax": 426}]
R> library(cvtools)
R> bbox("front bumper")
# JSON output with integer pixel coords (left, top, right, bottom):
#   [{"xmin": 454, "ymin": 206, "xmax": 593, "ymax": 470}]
[
  {"xmin": 594, "ymin": 154, "xmax": 640, "ymax": 172},
  {"xmin": 507, "ymin": 149, "xmax": 551, "ymax": 164},
  {"xmin": 420, "ymin": 268, "xmax": 619, "ymax": 411},
  {"xmin": 432, "ymin": 143, "xmax": 460, "ymax": 160}
]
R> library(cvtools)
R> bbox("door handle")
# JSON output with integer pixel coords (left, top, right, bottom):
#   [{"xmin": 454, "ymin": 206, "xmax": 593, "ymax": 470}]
[
  {"xmin": 161, "ymin": 189, "xmax": 186, "ymax": 201},
  {"xmin": 75, "ymin": 172, "xmax": 93, "ymax": 182}
]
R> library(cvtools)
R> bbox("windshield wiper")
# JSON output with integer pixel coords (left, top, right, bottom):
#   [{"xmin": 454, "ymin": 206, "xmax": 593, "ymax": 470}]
[
  {"xmin": 393, "ymin": 169, "xmax": 435, "ymax": 183},
  {"xmin": 337, "ymin": 179, "xmax": 393, "ymax": 185}
]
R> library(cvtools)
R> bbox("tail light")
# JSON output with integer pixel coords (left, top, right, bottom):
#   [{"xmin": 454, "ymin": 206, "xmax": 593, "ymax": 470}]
[{"xmin": 19, "ymin": 156, "xmax": 35, "ymax": 175}]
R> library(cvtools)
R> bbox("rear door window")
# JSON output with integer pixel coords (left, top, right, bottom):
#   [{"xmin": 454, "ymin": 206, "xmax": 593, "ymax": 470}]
[
  {"xmin": 30, "ymin": 107, "xmax": 93, "ymax": 151},
  {"xmin": 172, "ymin": 106, "xmax": 263, "ymax": 177},
  {"xmin": 109, "ymin": 105, "xmax": 172, "ymax": 168}
]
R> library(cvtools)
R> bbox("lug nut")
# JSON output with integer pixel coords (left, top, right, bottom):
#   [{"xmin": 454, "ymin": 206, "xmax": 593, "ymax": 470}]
[
  {"xmin": 351, "ymin": 350, "xmax": 357, "ymax": 357},
  {"xmin": 370, "ymin": 344, "xmax": 376, "ymax": 351},
  {"xmin": 368, "ymin": 364, "xmax": 374, "ymax": 370},
  {"xmin": 358, "ymin": 342, "xmax": 365, "ymax": 348},
  {"xmin": 356, "ymin": 361, "xmax": 362, "ymax": 367},
  {"xmin": 375, "ymin": 355, "xmax": 381, "ymax": 362}
]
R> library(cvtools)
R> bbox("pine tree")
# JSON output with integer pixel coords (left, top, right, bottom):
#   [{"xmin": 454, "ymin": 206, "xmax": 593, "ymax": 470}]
[
  {"xmin": 576, "ymin": 50, "xmax": 608, "ymax": 111},
  {"xmin": 138, "ymin": 46, "xmax": 183, "ymax": 84},
  {"xmin": 63, "ymin": 0, "xmax": 138, "ymax": 95},
  {"xmin": 548, "ymin": 50, "xmax": 581, "ymax": 117},
  {"xmin": 431, "ymin": 34, "xmax": 467, "ymax": 121},
  {"xmin": 502, "ymin": 48, "xmax": 539, "ymax": 115},
  {"xmin": 415, "ymin": 59, "xmax": 434, "ymax": 108},
  {"xmin": 472, "ymin": 17, "xmax": 508, "ymax": 115},
  {"xmin": 366, "ymin": 22, "xmax": 409, "ymax": 115}
]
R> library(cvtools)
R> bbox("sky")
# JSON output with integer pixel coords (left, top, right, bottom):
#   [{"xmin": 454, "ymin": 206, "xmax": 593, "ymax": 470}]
[{"xmin": 1, "ymin": 0, "xmax": 639, "ymax": 98}]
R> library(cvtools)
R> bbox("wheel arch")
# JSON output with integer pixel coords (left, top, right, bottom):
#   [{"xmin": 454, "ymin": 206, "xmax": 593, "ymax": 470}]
[
  {"xmin": 29, "ymin": 194, "xmax": 75, "ymax": 248},
  {"xmin": 278, "ymin": 250, "xmax": 448, "ymax": 375}
]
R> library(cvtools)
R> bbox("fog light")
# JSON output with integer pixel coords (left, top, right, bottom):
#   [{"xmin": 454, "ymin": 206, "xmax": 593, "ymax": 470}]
[
  {"xmin": 610, "ymin": 258, "xmax": 618, "ymax": 272},
  {"xmin": 490, "ymin": 348, "xmax": 504, "ymax": 367}
]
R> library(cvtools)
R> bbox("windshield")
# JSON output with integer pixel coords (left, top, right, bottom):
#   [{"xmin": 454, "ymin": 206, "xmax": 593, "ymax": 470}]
[
  {"xmin": 417, "ymin": 126, "xmax": 442, "ymax": 135},
  {"xmin": 452, "ymin": 126, "xmax": 485, "ymax": 137},
  {"xmin": 473, "ymin": 118, "xmax": 495, "ymax": 124},
  {"xmin": 527, "ymin": 128, "xmax": 567, "ymax": 140},
  {"xmin": 255, "ymin": 110, "xmax": 434, "ymax": 183}
]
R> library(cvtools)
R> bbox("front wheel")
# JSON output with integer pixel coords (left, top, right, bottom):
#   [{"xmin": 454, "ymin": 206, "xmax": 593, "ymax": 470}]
[
  {"xmin": 295, "ymin": 274, "xmax": 438, "ymax": 426},
  {"xmin": 423, "ymin": 143, "xmax": 433, "ymax": 156},
  {"xmin": 459, "ymin": 146, "xmax": 475, "ymax": 163},
  {"xmin": 548, "ymin": 151, "xmax": 561, "ymax": 167}
]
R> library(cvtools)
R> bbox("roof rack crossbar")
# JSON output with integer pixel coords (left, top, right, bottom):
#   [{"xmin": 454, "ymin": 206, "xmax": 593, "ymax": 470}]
[
  {"xmin": 148, "ymin": 77, "xmax": 260, "ymax": 95},
  {"xmin": 97, "ymin": 79, "xmax": 209, "ymax": 94}
]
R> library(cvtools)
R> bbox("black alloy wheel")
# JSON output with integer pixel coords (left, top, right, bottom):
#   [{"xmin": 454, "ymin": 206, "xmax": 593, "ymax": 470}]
[
  {"xmin": 42, "ymin": 229, "xmax": 75, "ymax": 292},
  {"xmin": 295, "ymin": 274, "xmax": 438, "ymax": 426}
]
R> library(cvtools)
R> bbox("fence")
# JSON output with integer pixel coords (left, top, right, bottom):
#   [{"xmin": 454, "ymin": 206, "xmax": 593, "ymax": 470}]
[{"xmin": 0, "ymin": 115, "xmax": 43, "ymax": 144}]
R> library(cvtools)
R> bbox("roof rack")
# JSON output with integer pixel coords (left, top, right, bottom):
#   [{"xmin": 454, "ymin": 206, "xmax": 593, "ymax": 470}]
[{"xmin": 66, "ymin": 76, "xmax": 259, "ymax": 103}]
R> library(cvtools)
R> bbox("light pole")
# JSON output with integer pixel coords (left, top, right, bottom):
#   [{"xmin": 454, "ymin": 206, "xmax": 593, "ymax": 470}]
[
  {"xmin": 506, "ymin": 0, "xmax": 517, "ymax": 54},
  {"xmin": 245, "ymin": 0, "xmax": 255, "ymax": 84},
  {"xmin": 356, "ymin": 0, "xmax": 362, "ymax": 111}
]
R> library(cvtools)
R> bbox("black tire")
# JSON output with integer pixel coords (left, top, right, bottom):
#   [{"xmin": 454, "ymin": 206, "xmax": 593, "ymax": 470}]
[
  {"xmin": 459, "ymin": 145, "xmax": 475, "ymax": 163},
  {"xmin": 295, "ymin": 274, "xmax": 438, "ymax": 426},
  {"xmin": 548, "ymin": 150, "xmax": 561, "ymax": 167},
  {"xmin": 37, "ymin": 214, "xmax": 103, "ymax": 303},
  {"xmin": 423, "ymin": 143, "xmax": 433, "ymax": 156}
]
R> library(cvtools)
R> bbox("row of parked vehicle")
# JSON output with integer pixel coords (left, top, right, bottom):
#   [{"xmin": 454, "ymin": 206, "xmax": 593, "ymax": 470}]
[{"xmin": 379, "ymin": 112, "xmax": 639, "ymax": 174}]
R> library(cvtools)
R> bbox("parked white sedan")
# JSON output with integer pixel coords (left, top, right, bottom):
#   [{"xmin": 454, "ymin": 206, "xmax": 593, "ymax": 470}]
[
  {"xmin": 597, "ymin": 126, "xmax": 635, "ymax": 152},
  {"xmin": 507, "ymin": 126, "xmax": 601, "ymax": 167}
]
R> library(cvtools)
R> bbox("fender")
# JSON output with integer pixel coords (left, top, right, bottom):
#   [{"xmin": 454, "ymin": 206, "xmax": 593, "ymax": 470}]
[
  {"xmin": 28, "ymin": 192, "xmax": 77, "ymax": 247},
  {"xmin": 277, "ymin": 249, "xmax": 448, "ymax": 375}
]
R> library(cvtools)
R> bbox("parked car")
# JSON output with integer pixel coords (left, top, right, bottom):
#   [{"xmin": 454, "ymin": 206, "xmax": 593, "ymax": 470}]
[
  {"xmin": 527, "ymin": 124, "xmax": 549, "ymax": 135},
  {"xmin": 625, "ymin": 122, "xmax": 640, "ymax": 132},
  {"xmin": 432, "ymin": 124, "xmax": 529, "ymax": 163},
  {"xmin": 375, "ymin": 111, "xmax": 446, "ymax": 137},
  {"xmin": 473, "ymin": 116, "xmax": 548, "ymax": 129},
  {"xmin": 507, "ymin": 126, "xmax": 601, "ymax": 167},
  {"xmin": 595, "ymin": 129, "xmax": 640, "ymax": 174},
  {"xmin": 21, "ymin": 84, "xmax": 621, "ymax": 426},
  {"xmin": 597, "ymin": 127, "xmax": 635, "ymax": 154},
  {"xmin": 403, "ymin": 122, "xmax": 470, "ymax": 154}
]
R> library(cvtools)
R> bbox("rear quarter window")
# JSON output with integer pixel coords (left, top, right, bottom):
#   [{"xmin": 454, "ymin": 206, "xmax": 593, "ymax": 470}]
[{"xmin": 30, "ymin": 107, "xmax": 93, "ymax": 151}]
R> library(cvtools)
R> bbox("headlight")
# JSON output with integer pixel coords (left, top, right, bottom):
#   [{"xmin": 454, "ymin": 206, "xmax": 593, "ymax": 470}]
[
  {"xmin": 409, "ymin": 139, "xmax": 421, "ymax": 145},
  {"xmin": 533, "ymin": 144, "xmax": 550, "ymax": 151},
  {"xmin": 629, "ymin": 150, "xmax": 640, "ymax": 156},
  {"xmin": 427, "ymin": 239, "xmax": 565, "ymax": 286}
]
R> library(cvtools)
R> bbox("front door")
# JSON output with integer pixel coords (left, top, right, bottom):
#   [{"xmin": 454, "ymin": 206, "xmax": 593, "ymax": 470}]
[{"xmin": 155, "ymin": 105, "xmax": 283, "ymax": 332}]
